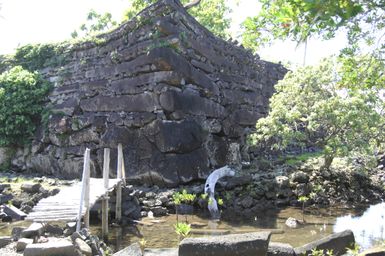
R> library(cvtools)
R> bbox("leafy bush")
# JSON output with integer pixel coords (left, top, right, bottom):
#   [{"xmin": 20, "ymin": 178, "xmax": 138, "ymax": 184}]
[
  {"xmin": 13, "ymin": 43, "xmax": 68, "ymax": 71},
  {"xmin": 0, "ymin": 66, "xmax": 51, "ymax": 146},
  {"xmin": 172, "ymin": 189, "xmax": 196, "ymax": 205},
  {"xmin": 250, "ymin": 59, "xmax": 384, "ymax": 169}
]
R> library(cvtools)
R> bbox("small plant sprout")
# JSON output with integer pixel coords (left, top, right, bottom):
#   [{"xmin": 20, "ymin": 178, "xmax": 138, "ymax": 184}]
[
  {"xmin": 217, "ymin": 198, "xmax": 224, "ymax": 206},
  {"xmin": 139, "ymin": 238, "xmax": 147, "ymax": 254},
  {"xmin": 200, "ymin": 193, "xmax": 208, "ymax": 200},
  {"xmin": 174, "ymin": 222, "xmax": 191, "ymax": 240},
  {"xmin": 346, "ymin": 243, "xmax": 360, "ymax": 255},
  {"xmin": 298, "ymin": 195, "xmax": 309, "ymax": 222}
]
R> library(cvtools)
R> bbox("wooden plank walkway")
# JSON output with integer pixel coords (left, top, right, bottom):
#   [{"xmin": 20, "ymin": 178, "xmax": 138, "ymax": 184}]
[{"xmin": 26, "ymin": 178, "xmax": 120, "ymax": 222}]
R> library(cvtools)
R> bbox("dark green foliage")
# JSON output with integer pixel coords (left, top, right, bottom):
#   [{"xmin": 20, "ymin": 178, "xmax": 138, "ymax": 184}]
[
  {"xmin": 71, "ymin": 9, "xmax": 117, "ymax": 39},
  {"xmin": 0, "ymin": 66, "xmax": 52, "ymax": 146},
  {"xmin": 12, "ymin": 43, "xmax": 69, "ymax": 72},
  {"xmin": 250, "ymin": 59, "xmax": 384, "ymax": 169}
]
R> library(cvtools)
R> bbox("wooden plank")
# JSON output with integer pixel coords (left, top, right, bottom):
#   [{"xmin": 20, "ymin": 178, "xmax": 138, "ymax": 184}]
[{"xmin": 115, "ymin": 144, "xmax": 123, "ymax": 221}]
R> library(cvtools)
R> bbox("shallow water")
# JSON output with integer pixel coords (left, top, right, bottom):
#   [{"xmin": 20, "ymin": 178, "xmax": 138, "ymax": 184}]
[
  {"xmin": 1, "ymin": 203, "xmax": 383, "ymax": 252},
  {"xmin": 90, "ymin": 203, "xmax": 385, "ymax": 251}
]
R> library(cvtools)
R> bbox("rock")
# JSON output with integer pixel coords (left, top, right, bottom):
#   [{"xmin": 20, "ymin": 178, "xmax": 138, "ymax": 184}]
[
  {"xmin": 74, "ymin": 238, "xmax": 92, "ymax": 256},
  {"xmin": 152, "ymin": 206, "xmax": 168, "ymax": 216},
  {"xmin": 225, "ymin": 176, "xmax": 252, "ymax": 189},
  {"xmin": 24, "ymin": 239, "xmax": 77, "ymax": 256},
  {"xmin": 21, "ymin": 222, "xmax": 45, "ymax": 238},
  {"xmin": 16, "ymin": 237, "xmax": 34, "ymax": 251},
  {"xmin": 113, "ymin": 242, "xmax": 142, "ymax": 256},
  {"xmin": 21, "ymin": 183, "xmax": 42, "ymax": 194},
  {"xmin": 3, "ymin": 204, "xmax": 27, "ymax": 220},
  {"xmin": 179, "ymin": 232, "xmax": 271, "ymax": 256},
  {"xmin": 2, "ymin": 215, "xmax": 12, "ymax": 222},
  {"xmin": 275, "ymin": 176, "xmax": 290, "ymax": 188},
  {"xmin": 285, "ymin": 217, "xmax": 299, "ymax": 228},
  {"xmin": 294, "ymin": 229, "xmax": 355, "ymax": 256},
  {"xmin": 268, "ymin": 242, "xmax": 296, "ymax": 256},
  {"xmin": 45, "ymin": 224, "xmax": 63, "ymax": 236},
  {"xmin": 0, "ymin": 236, "xmax": 12, "ymax": 248},
  {"xmin": 290, "ymin": 171, "xmax": 309, "ymax": 184},
  {"xmin": 0, "ymin": 183, "xmax": 10, "ymax": 193},
  {"xmin": 241, "ymin": 196, "xmax": 254, "ymax": 208},
  {"xmin": 0, "ymin": 193, "xmax": 13, "ymax": 204},
  {"xmin": 359, "ymin": 246, "xmax": 385, "ymax": 256},
  {"xmin": 12, "ymin": 227, "xmax": 25, "ymax": 240},
  {"xmin": 145, "ymin": 248, "xmax": 178, "ymax": 256}
]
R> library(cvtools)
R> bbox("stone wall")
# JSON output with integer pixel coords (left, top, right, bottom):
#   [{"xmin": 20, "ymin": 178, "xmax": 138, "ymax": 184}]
[{"xmin": 15, "ymin": 0, "xmax": 286, "ymax": 187}]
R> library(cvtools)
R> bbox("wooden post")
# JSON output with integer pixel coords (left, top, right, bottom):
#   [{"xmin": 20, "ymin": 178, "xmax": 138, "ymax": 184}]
[
  {"xmin": 76, "ymin": 148, "xmax": 91, "ymax": 232},
  {"xmin": 115, "ymin": 144, "xmax": 123, "ymax": 221},
  {"xmin": 84, "ymin": 149, "xmax": 91, "ymax": 229},
  {"xmin": 102, "ymin": 148, "xmax": 110, "ymax": 239},
  {"xmin": 121, "ymin": 152, "xmax": 126, "ymax": 186}
]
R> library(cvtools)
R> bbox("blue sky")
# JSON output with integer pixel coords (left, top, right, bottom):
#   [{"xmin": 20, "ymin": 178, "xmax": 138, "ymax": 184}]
[{"xmin": 0, "ymin": 0, "xmax": 347, "ymax": 65}]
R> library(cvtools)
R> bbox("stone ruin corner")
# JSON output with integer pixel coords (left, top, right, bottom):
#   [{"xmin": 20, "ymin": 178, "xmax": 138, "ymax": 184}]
[{"xmin": 13, "ymin": 0, "xmax": 287, "ymax": 187}]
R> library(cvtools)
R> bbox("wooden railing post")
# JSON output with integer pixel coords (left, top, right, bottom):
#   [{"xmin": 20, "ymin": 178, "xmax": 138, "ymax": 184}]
[
  {"xmin": 102, "ymin": 148, "xmax": 110, "ymax": 239},
  {"xmin": 76, "ymin": 148, "xmax": 91, "ymax": 232},
  {"xmin": 115, "ymin": 144, "xmax": 123, "ymax": 221}
]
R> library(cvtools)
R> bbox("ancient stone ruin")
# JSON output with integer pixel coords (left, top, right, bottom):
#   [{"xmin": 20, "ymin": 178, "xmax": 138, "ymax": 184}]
[{"xmin": 16, "ymin": 0, "xmax": 286, "ymax": 187}]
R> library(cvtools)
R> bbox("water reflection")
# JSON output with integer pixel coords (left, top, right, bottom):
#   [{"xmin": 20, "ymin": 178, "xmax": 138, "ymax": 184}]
[{"xmin": 334, "ymin": 202, "xmax": 385, "ymax": 249}]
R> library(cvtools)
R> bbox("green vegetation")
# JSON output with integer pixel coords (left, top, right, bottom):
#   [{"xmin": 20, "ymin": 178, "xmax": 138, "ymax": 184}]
[
  {"xmin": 174, "ymin": 222, "xmax": 191, "ymax": 238},
  {"xmin": 249, "ymin": 59, "xmax": 384, "ymax": 169},
  {"xmin": 283, "ymin": 152, "xmax": 323, "ymax": 166},
  {"xmin": 71, "ymin": 9, "xmax": 117, "ymax": 39},
  {"xmin": 172, "ymin": 189, "xmax": 196, "ymax": 205},
  {"xmin": 1, "ymin": 43, "xmax": 69, "ymax": 73},
  {"xmin": 124, "ymin": 0, "xmax": 231, "ymax": 38},
  {"xmin": 0, "ymin": 66, "xmax": 51, "ymax": 147},
  {"xmin": 311, "ymin": 248, "xmax": 334, "ymax": 256}
]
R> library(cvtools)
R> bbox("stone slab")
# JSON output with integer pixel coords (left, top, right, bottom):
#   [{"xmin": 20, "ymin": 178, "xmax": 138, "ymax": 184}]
[
  {"xmin": 294, "ymin": 230, "xmax": 355, "ymax": 256},
  {"xmin": 24, "ymin": 239, "xmax": 77, "ymax": 256},
  {"xmin": 179, "ymin": 231, "xmax": 271, "ymax": 256}
]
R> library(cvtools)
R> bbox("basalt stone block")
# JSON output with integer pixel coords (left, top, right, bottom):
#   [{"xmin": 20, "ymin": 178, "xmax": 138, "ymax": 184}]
[
  {"xmin": 80, "ymin": 93, "xmax": 160, "ymax": 112},
  {"xmin": 294, "ymin": 230, "xmax": 355, "ymax": 256},
  {"xmin": 146, "ymin": 119, "xmax": 203, "ymax": 153},
  {"xmin": 111, "ymin": 71, "xmax": 183, "ymax": 94},
  {"xmin": 149, "ymin": 148, "xmax": 209, "ymax": 187},
  {"xmin": 268, "ymin": 242, "xmax": 296, "ymax": 256},
  {"xmin": 179, "ymin": 232, "xmax": 271, "ymax": 256},
  {"xmin": 160, "ymin": 90, "xmax": 226, "ymax": 118},
  {"xmin": 101, "ymin": 126, "xmax": 139, "ymax": 147}
]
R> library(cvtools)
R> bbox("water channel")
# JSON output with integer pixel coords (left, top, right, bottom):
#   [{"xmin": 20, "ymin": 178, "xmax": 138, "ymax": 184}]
[{"xmin": 1, "ymin": 203, "xmax": 384, "ymax": 252}]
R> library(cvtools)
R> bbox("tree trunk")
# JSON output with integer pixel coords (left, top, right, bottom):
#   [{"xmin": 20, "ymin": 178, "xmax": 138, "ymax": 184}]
[
  {"xmin": 323, "ymin": 154, "xmax": 334, "ymax": 170},
  {"xmin": 184, "ymin": 0, "xmax": 202, "ymax": 9}
]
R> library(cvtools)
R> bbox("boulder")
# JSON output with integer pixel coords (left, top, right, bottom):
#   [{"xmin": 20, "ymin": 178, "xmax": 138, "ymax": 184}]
[
  {"xmin": 12, "ymin": 226, "xmax": 25, "ymax": 240},
  {"xmin": 359, "ymin": 246, "xmax": 385, "ymax": 256},
  {"xmin": 16, "ymin": 237, "xmax": 33, "ymax": 251},
  {"xmin": 0, "ymin": 236, "xmax": 12, "ymax": 248},
  {"xmin": 3, "ymin": 204, "xmax": 27, "ymax": 220},
  {"xmin": 21, "ymin": 183, "xmax": 42, "ymax": 194},
  {"xmin": 24, "ymin": 239, "xmax": 77, "ymax": 256},
  {"xmin": 268, "ymin": 242, "xmax": 296, "ymax": 256},
  {"xmin": 285, "ymin": 217, "xmax": 300, "ymax": 228},
  {"xmin": 294, "ymin": 229, "xmax": 355, "ymax": 256},
  {"xmin": 179, "ymin": 232, "xmax": 271, "ymax": 256},
  {"xmin": 21, "ymin": 222, "xmax": 45, "ymax": 238},
  {"xmin": 74, "ymin": 238, "xmax": 92, "ymax": 256},
  {"xmin": 290, "ymin": 171, "xmax": 310, "ymax": 184},
  {"xmin": 113, "ymin": 242, "xmax": 142, "ymax": 256},
  {"xmin": 145, "ymin": 248, "xmax": 178, "ymax": 256}
]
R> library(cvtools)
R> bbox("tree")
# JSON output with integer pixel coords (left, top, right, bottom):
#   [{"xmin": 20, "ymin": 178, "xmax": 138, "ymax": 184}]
[
  {"xmin": 71, "ymin": 9, "xmax": 117, "ymax": 39},
  {"xmin": 124, "ymin": 0, "xmax": 231, "ymax": 38},
  {"xmin": 241, "ymin": 0, "xmax": 384, "ymax": 89},
  {"xmin": 249, "ymin": 59, "xmax": 384, "ymax": 169},
  {"xmin": 0, "ymin": 66, "xmax": 51, "ymax": 146}
]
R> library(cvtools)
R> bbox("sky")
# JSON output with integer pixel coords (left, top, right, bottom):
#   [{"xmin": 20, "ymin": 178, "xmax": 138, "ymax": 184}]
[{"xmin": 0, "ymin": 0, "xmax": 347, "ymax": 65}]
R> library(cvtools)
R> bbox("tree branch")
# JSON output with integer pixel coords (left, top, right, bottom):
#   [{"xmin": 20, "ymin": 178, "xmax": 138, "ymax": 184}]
[{"xmin": 184, "ymin": 0, "xmax": 202, "ymax": 9}]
